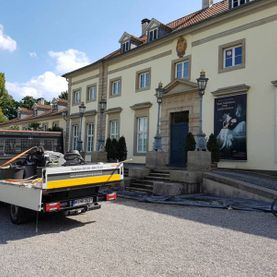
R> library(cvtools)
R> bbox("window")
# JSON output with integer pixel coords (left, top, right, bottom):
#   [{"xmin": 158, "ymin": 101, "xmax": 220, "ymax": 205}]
[
  {"xmin": 87, "ymin": 85, "xmax": 97, "ymax": 102},
  {"xmin": 136, "ymin": 117, "xmax": 148, "ymax": 153},
  {"xmin": 73, "ymin": 89, "xmax": 81, "ymax": 105},
  {"xmin": 41, "ymin": 123, "xmax": 48, "ymax": 131},
  {"xmin": 219, "ymin": 39, "xmax": 245, "ymax": 73},
  {"xmin": 175, "ymin": 60, "xmax": 190, "ymax": 80},
  {"xmin": 52, "ymin": 121, "xmax": 59, "ymax": 128},
  {"xmin": 109, "ymin": 120, "xmax": 119, "ymax": 140},
  {"xmin": 137, "ymin": 69, "xmax": 151, "ymax": 91},
  {"xmin": 148, "ymin": 28, "xmax": 158, "ymax": 42},
  {"xmin": 72, "ymin": 125, "xmax": 79, "ymax": 150},
  {"xmin": 224, "ymin": 46, "xmax": 243, "ymax": 68},
  {"xmin": 110, "ymin": 79, "xmax": 121, "ymax": 97},
  {"xmin": 231, "ymin": 0, "xmax": 250, "ymax": 8},
  {"xmin": 86, "ymin": 123, "xmax": 94, "ymax": 152},
  {"xmin": 122, "ymin": 41, "xmax": 130, "ymax": 53}
]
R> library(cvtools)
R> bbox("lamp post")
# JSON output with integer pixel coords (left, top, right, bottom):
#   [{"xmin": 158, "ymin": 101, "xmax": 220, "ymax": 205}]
[
  {"xmin": 77, "ymin": 102, "xmax": 86, "ymax": 153},
  {"xmin": 62, "ymin": 110, "xmax": 68, "ymax": 153},
  {"xmin": 196, "ymin": 70, "xmax": 209, "ymax": 150},
  {"xmin": 98, "ymin": 98, "xmax": 107, "ymax": 151},
  {"xmin": 153, "ymin": 82, "xmax": 164, "ymax": 151}
]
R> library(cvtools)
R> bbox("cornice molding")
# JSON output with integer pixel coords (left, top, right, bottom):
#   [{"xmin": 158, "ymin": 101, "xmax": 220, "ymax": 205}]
[
  {"xmin": 211, "ymin": 84, "xmax": 250, "ymax": 97},
  {"xmin": 130, "ymin": 102, "xmax": 152, "ymax": 110},
  {"xmin": 106, "ymin": 107, "xmax": 123, "ymax": 114}
]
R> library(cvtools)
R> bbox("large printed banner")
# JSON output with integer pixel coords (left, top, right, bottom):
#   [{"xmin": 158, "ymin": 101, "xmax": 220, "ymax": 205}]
[{"xmin": 214, "ymin": 94, "xmax": 247, "ymax": 160}]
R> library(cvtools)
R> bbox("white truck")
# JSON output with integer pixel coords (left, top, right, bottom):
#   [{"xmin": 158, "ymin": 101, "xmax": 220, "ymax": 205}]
[{"xmin": 0, "ymin": 147, "xmax": 123, "ymax": 225}]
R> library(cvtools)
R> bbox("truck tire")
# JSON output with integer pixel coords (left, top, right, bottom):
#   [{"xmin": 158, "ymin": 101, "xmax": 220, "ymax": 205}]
[{"xmin": 10, "ymin": 205, "xmax": 29, "ymax": 224}]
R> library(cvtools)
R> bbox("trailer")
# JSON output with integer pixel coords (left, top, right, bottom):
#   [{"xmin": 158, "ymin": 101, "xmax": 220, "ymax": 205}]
[{"xmin": 0, "ymin": 147, "xmax": 123, "ymax": 225}]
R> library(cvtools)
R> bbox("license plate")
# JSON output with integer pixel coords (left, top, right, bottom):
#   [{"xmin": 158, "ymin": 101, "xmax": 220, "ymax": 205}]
[{"xmin": 72, "ymin": 197, "xmax": 95, "ymax": 207}]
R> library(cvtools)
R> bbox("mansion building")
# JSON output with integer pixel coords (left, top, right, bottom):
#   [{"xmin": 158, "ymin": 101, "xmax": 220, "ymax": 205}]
[{"xmin": 63, "ymin": 0, "xmax": 277, "ymax": 171}]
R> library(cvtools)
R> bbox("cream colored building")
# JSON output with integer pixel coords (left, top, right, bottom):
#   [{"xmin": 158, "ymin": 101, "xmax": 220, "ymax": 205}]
[
  {"xmin": 0, "ymin": 98, "xmax": 68, "ymax": 132},
  {"xmin": 64, "ymin": 0, "xmax": 277, "ymax": 171}
]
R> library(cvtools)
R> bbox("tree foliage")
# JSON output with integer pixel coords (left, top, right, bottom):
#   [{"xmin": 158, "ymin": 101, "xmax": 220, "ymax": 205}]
[
  {"xmin": 58, "ymin": 91, "xmax": 68, "ymax": 100},
  {"xmin": 0, "ymin": 107, "xmax": 7, "ymax": 123},
  {"xmin": 186, "ymin": 132, "xmax": 196, "ymax": 151},
  {"xmin": 105, "ymin": 138, "xmax": 112, "ymax": 161},
  {"xmin": 207, "ymin": 133, "xmax": 220, "ymax": 163},
  {"xmin": 117, "ymin": 136, "xmax": 127, "ymax": 161},
  {"xmin": 18, "ymin": 96, "xmax": 36, "ymax": 109}
]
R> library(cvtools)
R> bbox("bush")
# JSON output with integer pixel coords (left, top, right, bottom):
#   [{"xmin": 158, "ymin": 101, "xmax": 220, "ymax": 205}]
[
  {"xmin": 105, "ymin": 138, "xmax": 112, "ymax": 161},
  {"xmin": 207, "ymin": 133, "xmax": 220, "ymax": 163},
  {"xmin": 186, "ymin": 132, "xmax": 196, "ymax": 151},
  {"xmin": 117, "ymin": 136, "xmax": 127, "ymax": 161},
  {"xmin": 110, "ymin": 138, "xmax": 118, "ymax": 160}
]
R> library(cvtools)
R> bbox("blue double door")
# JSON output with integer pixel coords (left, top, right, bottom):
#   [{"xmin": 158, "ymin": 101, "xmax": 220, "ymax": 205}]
[{"xmin": 170, "ymin": 111, "xmax": 189, "ymax": 167}]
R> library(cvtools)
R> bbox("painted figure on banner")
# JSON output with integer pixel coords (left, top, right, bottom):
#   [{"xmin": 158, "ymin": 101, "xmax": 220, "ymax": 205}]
[{"xmin": 214, "ymin": 95, "xmax": 247, "ymax": 160}]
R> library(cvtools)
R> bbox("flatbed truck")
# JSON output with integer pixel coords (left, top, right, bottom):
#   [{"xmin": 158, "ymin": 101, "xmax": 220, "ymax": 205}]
[{"xmin": 0, "ymin": 147, "xmax": 123, "ymax": 225}]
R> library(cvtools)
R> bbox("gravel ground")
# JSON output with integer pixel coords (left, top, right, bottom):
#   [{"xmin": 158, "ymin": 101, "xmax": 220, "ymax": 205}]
[{"xmin": 0, "ymin": 199, "xmax": 276, "ymax": 277}]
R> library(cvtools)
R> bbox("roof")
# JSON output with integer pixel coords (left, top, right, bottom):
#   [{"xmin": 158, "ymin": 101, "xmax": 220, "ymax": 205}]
[
  {"xmin": 33, "ymin": 103, "xmax": 52, "ymax": 110},
  {"xmin": 56, "ymin": 98, "xmax": 68, "ymax": 106},
  {"xmin": 0, "ymin": 107, "xmax": 68, "ymax": 126},
  {"xmin": 63, "ymin": 0, "xmax": 259, "ymax": 77},
  {"xmin": 18, "ymin": 107, "xmax": 33, "ymax": 114}
]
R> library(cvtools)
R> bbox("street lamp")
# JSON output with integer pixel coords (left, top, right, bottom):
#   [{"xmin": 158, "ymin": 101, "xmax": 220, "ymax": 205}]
[
  {"xmin": 153, "ymin": 82, "xmax": 164, "ymax": 151},
  {"xmin": 196, "ymin": 70, "xmax": 209, "ymax": 150},
  {"xmin": 98, "ymin": 98, "xmax": 107, "ymax": 151},
  {"xmin": 77, "ymin": 102, "xmax": 86, "ymax": 153}
]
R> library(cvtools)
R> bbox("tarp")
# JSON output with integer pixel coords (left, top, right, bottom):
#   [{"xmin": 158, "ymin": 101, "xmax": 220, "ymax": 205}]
[{"xmin": 101, "ymin": 188, "xmax": 273, "ymax": 213}]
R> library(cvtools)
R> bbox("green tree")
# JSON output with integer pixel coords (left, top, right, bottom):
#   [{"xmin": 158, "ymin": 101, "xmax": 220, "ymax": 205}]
[
  {"xmin": 0, "ymin": 73, "xmax": 5, "ymax": 95},
  {"xmin": 186, "ymin": 132, "xmax": 196, "ymax": 151},
  {"xmin": 0, "ymin": 107, "xmax": 7, "ymax": 123},
  {"xmin": 111, "ymin": 138, "xmax": 118, "ymax": 160},
  {"xmin": 19, "ymin": 96, "xmax": 36, "ymax": 109},
  {"xmin": 117, "ymin": 136, "xmax": 127, "ymax": 161},
  {"xmin": 207, "ymin": 133, "xmax": 220, "ymax": 163},
  {"xmin": 58, "ymin": 91, "xmax": 68, "ymax": 100},
  {"xmin": 105, "ymin": 138, "xmax": 112, "ymax": 161},
  {"xmin": 0, "ymin": 73, "xmax": 18, "ymax": 119},
  {"xmin": 27, "ymin": 122, "xmax": 41, "ymax": 130}
]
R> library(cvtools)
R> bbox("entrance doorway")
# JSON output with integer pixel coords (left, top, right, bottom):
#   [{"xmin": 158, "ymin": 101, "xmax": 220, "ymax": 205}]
[{"xmin": 170, "ymin": 111, "xmax": 189, "ymax": 167}]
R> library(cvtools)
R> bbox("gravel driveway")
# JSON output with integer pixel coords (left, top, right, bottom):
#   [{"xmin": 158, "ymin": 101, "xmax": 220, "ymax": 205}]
[{"xmin": 0, "ymin": 199, "xmax": 276, "ymax": 277}]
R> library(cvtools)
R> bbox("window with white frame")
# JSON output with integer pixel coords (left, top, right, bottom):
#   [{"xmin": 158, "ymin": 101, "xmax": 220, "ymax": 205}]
[
  {"xmin": 175, "ymin": 60, "xmax": 190, "ymax": 80},
  {"xmin": 136, "ymin": 117, "xmax": 148, "ymax": 153},
  {"xmin": 41, "ymin": 123, "xmax": 48, "ymax": 131},
  {"xmin": 73, "ymin": 90, "xmax": 81, "ymax": 105},
  {"xmin": 148, "ymin": 28, "xmax": 158, "ymax": 42},
  {"xmin": 219, "ymin": 39, "xmax": 245, "ymax": 73},
  {"xmin": 111, "ymin": 79, "xmax": 121, "ymax": 96},
  {"xmin": 224, "ymin": 45, "xmax": 243, "ymax": 68},
  {"xmin": 231, "ymin": 0, "xmax": 250, "ymax": 8},
  {"xmin": 87, "ymin": 85, "xmax": 97, "ymax": 102},
  {"xmin": 122, "ymin": 41, "xmax": 130, "ymax": 53},
  {"xmin": 86, "ymin": 123, "xmax": 94, "ymax": 152},
  {"xmin": 109, "ymin": 120, "xmax": 119, "ymax": 140},
  {"xmin": 138, "ymin": 71, "xmax": 150, "ymax": 90},
  {"xmin": 72, "ymin": 125, "xmax": 79, "ymax": 150}
]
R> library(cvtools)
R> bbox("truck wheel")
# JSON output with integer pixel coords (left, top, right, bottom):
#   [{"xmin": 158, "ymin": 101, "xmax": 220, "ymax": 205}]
[{"xmin": 10, "ymin": 205, "xmax": 28, "ymax": 224}]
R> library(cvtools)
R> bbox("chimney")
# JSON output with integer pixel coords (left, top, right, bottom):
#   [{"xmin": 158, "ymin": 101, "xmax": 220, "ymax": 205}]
[
  {"xmin": 37, "ymin": 98, "xmax": 45, "ymax": 105},
  {"xmin": 141, "ymin": 18, "xmax": 150, "ymax": 36},
  {"xmin": 202, "ymin": 0, "xmax": 213, "ymax": 9}
]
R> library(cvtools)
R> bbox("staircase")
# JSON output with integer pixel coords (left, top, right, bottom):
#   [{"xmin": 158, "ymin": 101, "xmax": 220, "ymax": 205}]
[{"xmin": 126, "ymin": 169, "xmax": 170, "ymax": 194}]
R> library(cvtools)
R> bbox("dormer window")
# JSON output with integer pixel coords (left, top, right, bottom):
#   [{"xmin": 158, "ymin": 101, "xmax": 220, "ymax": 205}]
[
  {"xmin": 122, "ymin": 41, "xmax": 130, "ymax": 53},
  {"xmin": 33, "ymin": 108, "xmax": 38, "ymax": 117},
  {"xmin": 230, "ymin": 0, "xmax": 250, "ymax": 8},
  {"xmin": 148, "ymin": 28, "xmax": 159, "ymax": 42}
]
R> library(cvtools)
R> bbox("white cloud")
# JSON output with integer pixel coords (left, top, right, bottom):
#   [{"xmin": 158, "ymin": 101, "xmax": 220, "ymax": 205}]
[
  {"xmin": 6, "ymin": 48, "xmax": 90, "ymax": 100},
  {"xmin": 29, "ymin": 52, "xmax": 37, "ymax": 58},
  {"xmin": 6, "ymin": 71, "xmax": 67, "ymax": 100},
  {"xmin": 0, "ymin": 25, "xmax": 17, "ymax": 52},
  {"xmin": 49, "ymin": 49, "xmax": 90, "ymax": 74}
]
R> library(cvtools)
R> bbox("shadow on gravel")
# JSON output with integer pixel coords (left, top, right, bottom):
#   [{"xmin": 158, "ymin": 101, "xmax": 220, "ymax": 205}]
[
  {"xmin": 115, "ymin": 198, "xmax": 277, "ymax": 240},
  {"xmin": 0, "ymin": 205, "xmax": 95, "ymax": 244}
]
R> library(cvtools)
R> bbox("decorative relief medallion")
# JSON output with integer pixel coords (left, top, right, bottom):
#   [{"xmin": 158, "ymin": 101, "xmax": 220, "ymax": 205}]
[{"xmin": 176, "ymin": 36, "xmax": 187, "ymax": 58}]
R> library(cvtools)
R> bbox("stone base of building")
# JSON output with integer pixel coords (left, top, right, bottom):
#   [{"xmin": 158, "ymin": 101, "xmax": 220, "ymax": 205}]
[
  {"xmin": 146, "ymin": 151, "xmax": 168, "ymax": 169},
  {"xmin": 153, "ymin": 182, "xmax": 200, "ymax": 196},
  {"xmin": 187, "ymin": 151, "xmax": 211, "ymax": 171},
  {"xmin": 91, "ymin": 151, "xmax": 107, "ymax": 163}
]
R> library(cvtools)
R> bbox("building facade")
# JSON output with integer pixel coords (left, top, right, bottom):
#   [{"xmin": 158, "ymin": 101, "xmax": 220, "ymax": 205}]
[
  {"xmin": 63, "ymin": 0, "xmax": 277, "ymax": 171},
  {"xmin": 0, "ymin": 98, "xmax": 68, "ymax": 132}
]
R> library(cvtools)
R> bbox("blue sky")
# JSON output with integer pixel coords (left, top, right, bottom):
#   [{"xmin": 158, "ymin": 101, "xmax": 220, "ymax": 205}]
[{"xmin": 0, "ymin": 0, "xmax": 206, "ymax": 100}]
